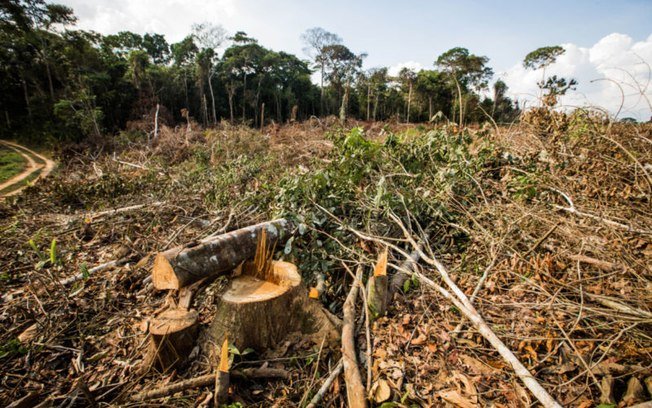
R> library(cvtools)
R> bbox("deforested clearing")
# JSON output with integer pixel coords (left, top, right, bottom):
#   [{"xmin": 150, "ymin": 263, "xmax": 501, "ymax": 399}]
[{"xmin": 1, "ymin": 1, "xmax": 651, "ymax": 407}]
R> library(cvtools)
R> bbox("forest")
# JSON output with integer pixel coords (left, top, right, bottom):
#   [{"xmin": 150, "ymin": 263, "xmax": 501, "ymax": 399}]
[
  {"xmin": 1, "ymin": 1, "xmax": 651, "ymax": 408},
  {"xmin": 0, "ymin": 0, "xmax": 522, "ymax": 144}
]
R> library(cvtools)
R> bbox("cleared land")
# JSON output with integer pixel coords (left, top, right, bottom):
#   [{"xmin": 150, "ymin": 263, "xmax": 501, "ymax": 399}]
[{"xmin": 0, "ymin": 118, "xmax": 650, "ymax": 407}]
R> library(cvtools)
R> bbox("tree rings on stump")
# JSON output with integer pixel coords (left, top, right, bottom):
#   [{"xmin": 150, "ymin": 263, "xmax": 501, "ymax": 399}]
[
  {"xmin": 209, "ymin": 261, "xmax": 339, "ymax": 351},
  {"xmin": 143, "ymin": 308, "xmax": 199, "ymax": 373}
]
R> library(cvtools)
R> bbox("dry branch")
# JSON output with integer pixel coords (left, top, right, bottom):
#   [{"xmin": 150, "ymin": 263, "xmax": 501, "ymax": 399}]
[
  {"xmin": 342, "ymin": 266, "xmax": 367, "ymax": 408},
  {"xmin": 306, "ymin": 358, "xmax": 344, "ymax": 408},
  {"xmin": 131, "ymin": 367, "xmax": 290, "ymax": 402},
  {"xmin": 382, "ymin": 212, "xmax": 562, "ymax": 407}
]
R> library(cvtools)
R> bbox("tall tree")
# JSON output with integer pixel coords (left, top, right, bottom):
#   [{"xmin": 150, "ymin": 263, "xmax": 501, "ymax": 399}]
[
  {"xmin": 301, "ymin": 27, "xmax": 342, "ymax": 115},
  {"xmin": 523, "ymin": 45, "xmax": 576, "ymax": 107},
  {"xmin": 436, "ymin": 47, "xmax": 493, "ymax": 126},
  {"xmin": 398, "ymin": 67, "xmax": 417, "ymax": 123},
  {"xmin": 192, "ymin": 22, "xmax": 227, "ymax": 125},
  {"xmin": 321, "ymin": 44, "xmax": 365, "ymax": 121}
]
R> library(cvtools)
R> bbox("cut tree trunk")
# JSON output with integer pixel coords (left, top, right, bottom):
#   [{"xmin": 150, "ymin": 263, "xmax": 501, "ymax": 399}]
[
  {"xmin": 208, "ymin": 260, "xmax": 340, "ymax": 351},
  {"xmin": 142, "ymin": 308, "xmax": 199, "ymax": 373},
  {"xmin": 152, "ymin": 219, "xmax": 291, "ymax": 290},
  {"xmin": 367, "ymin": 249, "xmax": 388, "ymax": 319}
]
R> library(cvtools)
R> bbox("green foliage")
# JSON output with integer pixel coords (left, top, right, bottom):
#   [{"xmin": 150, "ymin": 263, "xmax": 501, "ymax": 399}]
[
  {"xmin": 0, "ymin": 339, "xmax": 28, "ymax": 359},
  {"xmin": 49, "ymin": 238, "xmax": 58, "ymax": 265},
  {"xmin": 263, "ymin": 127, "xmax": 492, "ymax": 298},
  {"xmin": 509, "ymin": 174, "xmax": 538, "ymax": 202},
  {"xmin": 523, "ymin": 45, "xmax": 565, "ymax": 70}
]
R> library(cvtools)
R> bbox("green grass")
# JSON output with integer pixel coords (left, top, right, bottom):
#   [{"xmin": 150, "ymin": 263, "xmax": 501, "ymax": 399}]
[{"xmin": 0, "ymin": 146, "xmax": 27, "ymax": 184}]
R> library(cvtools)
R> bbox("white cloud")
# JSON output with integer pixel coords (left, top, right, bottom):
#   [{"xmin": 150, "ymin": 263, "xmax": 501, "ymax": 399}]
[
  {"xmin": 58, "ymin": 0, "xmax": 238, "ymax": 42},
  {"xmin": 501, "ymin": 33, "xmax": 652, "ymax": 121},
  {"xmin": 388, "ymin": 61, "xmax": 423, "ymax": 77}
]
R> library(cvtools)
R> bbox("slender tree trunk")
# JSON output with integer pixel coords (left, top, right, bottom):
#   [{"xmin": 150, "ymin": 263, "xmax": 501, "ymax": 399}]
[
  {"xmin": 45, "ymin": 60, "xmax": 55, "ymax": 102},
  {"xmin": 202, "ymin": 95, "xmax": 209, "ymax": 127},
  {"xmin": 373, "ymin": 93, "xmax": 379, "ymax": 121},
  {"xmin": 276, "ymin": 92, "xmax": 282, "ymax": 122},
  {"xmin": 153, "ymin": 103, "xmax": 160, "ymax": 144},
  {"xmin": 228, "ymin": 88, "xmax": 235, "ymax": 124},
  {"xmin": 242, "ymin": 73, "xmax": 247, "ymax": 122},
  {"xmin": 260, "ymin": 102, "xmax": 265, "ymax": 130},
  {"xmin": 21, "ymin": 77, "xmax": 32, "ymax": 122},
  {"xmin": 366, "ymin": 84, "xmax": 371, "ymax": 121},
  {"xmin": 320, "ymin": 64, "xmax": 325, "ymax": 116},
  {"xmin": 407, "ymin": 82, "xmax": 412, "ymax": 123},
  {"xmin": 4, "ymin": 110, "xmax": 10, "ymax": 129},
  {"xmin": 254, "ymin": 78, "xmax": 262, "ymax": 128},
  {"xmin": 208, "ymin": 70, "xmax": 217, "ymax": 126},
  {"xmin": 339, "ymin": 81, "xmax": 350, "ymax": 122},
  {"xmin": 453, "ymin": 76, "xmax": 464, "ymax": 127},
  {"xmin": 183, "ymin": 73, "xmax": 190, "ymax": 111},
  {"xmin": 428, "ymin": 96, "xmax": 433, "ymax": 120}
]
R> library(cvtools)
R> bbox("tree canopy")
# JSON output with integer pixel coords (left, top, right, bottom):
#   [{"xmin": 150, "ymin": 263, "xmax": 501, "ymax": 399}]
[{"xmin": 0, "ymin": 4, "xmax": 531, "ymax": 143}]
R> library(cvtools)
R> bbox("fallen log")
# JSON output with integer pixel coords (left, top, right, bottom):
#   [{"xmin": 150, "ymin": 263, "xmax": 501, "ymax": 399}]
[
  {"xmin": 153, "ymin": 219, "xmax": 291, "ymax": 290},
  {"xmin": 142, "ymin": 308, "xmax": 199, "ymax": 373},
  {"xmin": 131, "ymin": 367, "xmax": 290, "ymax": 402},
  {"xmin": 342, "ymin": 267, "xmax": 367, "ymax": 408}
]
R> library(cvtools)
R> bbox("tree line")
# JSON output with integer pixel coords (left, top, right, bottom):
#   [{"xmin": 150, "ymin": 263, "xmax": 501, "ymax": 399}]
[{"xmin": 1, "ymin": 0, "xmax": 575, "ymax": 143}]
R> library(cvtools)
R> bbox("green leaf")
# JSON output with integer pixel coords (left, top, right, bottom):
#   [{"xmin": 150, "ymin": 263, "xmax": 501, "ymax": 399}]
[
  {"xmin": 49, "ymin": 238, "xmax": 58, "ymax": 265},
  {"xmin": 80, "ymin": 263, "xmax": 90, "ymax": 280},
  {"xmin": 403, "ymin": 279, "xmax": 411, "ymax": 293},
  {"xmin": 283, "ymin": 236, "xmax": 294, "ymax": 255}
]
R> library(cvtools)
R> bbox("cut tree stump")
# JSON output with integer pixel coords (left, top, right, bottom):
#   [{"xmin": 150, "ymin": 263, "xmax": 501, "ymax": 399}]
[
  {"xmin": 208, "ymin": 260, "xmax": 340, "ymax": 351},
  {"xmin": 143, "ymin": 308, "xmax": 199, "ymax": 373},
  {"xmin": 367, "ymin": 248, "xmax": 388, "ymax": 319},
  {"xmin": 153, "ymin": 219, "xmax": 291, "ymax": 290}
]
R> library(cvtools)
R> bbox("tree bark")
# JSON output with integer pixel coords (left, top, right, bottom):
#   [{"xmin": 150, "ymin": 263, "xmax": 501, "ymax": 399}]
[
  {"xmin": 453, "ymin": 75, "xmax": 464, "ymax": 127},
  {"xmin": 366, "ymin": 84, "xmax": 371, "ymax": 121},
  {"xmin": 142, "ymin": 308, "xmax": 199, "ymax": 373},
  {"xmin": 342, "ymin": 267, "xmax": 367, "ymax": 408},
  {"xmin": 208, "ymin": 70, "xmax": 217, "ymax": 125},
  {"xmin": 152, "ymin": 219, "xmax": 291, "ymax": 290},
  {"xmin": 208, "ymin": 261, "xmax": 340, "ymax": 351},
  {"xmin": 406, "ymin": 82, "xmax": 412, "ymax": 123},
  {"xmin": 339, "ymin": 81, "xmax": 350, "ymax": 123}
]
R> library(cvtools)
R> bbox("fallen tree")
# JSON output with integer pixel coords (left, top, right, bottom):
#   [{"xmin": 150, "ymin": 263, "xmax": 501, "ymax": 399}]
[{"xmin": 152, "ymin": 219, "xmax": 291, "ymax": 290}]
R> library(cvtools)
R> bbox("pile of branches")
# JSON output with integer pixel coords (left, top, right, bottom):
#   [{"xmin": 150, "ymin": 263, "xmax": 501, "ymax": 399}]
[{"xmin": 0, "ymin": 117, "xmax": 650, "ymax": 407}]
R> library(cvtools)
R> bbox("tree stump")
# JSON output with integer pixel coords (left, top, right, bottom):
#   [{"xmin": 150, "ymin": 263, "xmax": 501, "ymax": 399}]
[
  {"xmin": 209, "ymin": 260, "xmax": 339, "ymax": 351},
  {"xmin": 143, "ymin": 308, "xmax": 199, "ymax": 373}
]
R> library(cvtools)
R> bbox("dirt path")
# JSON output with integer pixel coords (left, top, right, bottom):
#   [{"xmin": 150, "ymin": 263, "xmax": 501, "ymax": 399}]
[{"xmin": 0, "ymin": 140, "xmax": 55, "ymax": 198}]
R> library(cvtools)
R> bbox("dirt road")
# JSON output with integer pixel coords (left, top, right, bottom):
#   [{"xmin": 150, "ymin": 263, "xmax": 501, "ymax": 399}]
[{"xmin": 0, "ymin": 140, "xmax": 55, "ymax": 198}]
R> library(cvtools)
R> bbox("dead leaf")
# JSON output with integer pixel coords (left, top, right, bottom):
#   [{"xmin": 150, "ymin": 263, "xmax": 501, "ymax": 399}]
[
  {"xmin": 459, "ymin": 355, "xmax": 493, "ymax": 376},
  {"xmin": 18, "ymin": 323, "xmax": 38, "ymax": 343},
  {"xmin": 371, "ymin": 379, "xmax": 391, "ymax": 403},
  {"xmin": 437, "ymin": 389, "xmax": 476, "ymax": 408}
]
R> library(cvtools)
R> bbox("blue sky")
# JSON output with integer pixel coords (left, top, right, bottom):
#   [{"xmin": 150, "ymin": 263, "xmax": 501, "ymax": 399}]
[{"xmin": 56, "ymin": 0, "xmax": 652, "ymax": 119}]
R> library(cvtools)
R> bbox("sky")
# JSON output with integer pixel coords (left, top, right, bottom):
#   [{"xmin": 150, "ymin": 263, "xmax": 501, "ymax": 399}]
[{"xmin": 53, "ymin": 0, "xmax": 652, "ymax": 120}]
